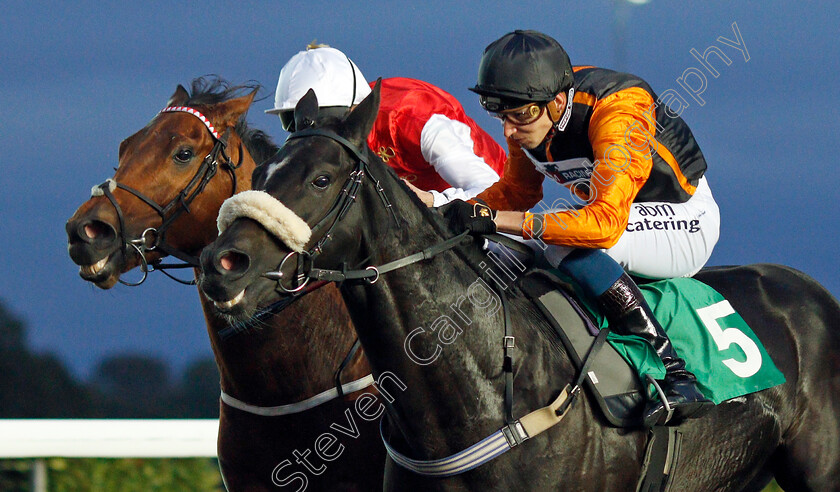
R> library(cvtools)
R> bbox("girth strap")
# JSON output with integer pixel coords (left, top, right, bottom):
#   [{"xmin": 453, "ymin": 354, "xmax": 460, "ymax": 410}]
[
  {"xmin": 636, "ymin": 426, "xmax": 682, "ymax": 492},
  {"xmin": 383, "ymin": 318, "xmax": 612, "ymax": 477},
  {"xmin": 381, "ymin": 385, "xmax": 574, "ymax": 477},
  {"xmin": 557, "ymin": 325, "xmax": 611, "ymax": 416}
]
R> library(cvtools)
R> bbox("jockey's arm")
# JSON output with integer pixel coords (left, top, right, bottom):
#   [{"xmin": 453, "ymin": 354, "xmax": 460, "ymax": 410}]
[
  {"xmin": 518, "ymin": 93, "xmax": 656, "ymax": 248},
  {"xmin": 495, "ymin": 210, "xmax": 527, "ymax": 235},
  {"xmin": 475, "ymin": 139, "xmax": 544, "ymax": 211},
  {"xmin": 418, "ymin": 114, "xmax": 502, "ymax": 206}
]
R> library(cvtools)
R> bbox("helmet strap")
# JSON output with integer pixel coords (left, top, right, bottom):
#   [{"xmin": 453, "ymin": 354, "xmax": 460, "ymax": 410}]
[
  {"xmin": 552, "ymin": 87, "xmax": 575, "ymax": 132},
  {"xmin": 543, "ymin": 125, "xmax": 558, "ymax": 145},
  {"xmin": 346, "ymin": 55, "xmax": 357, "ymax": 107}
]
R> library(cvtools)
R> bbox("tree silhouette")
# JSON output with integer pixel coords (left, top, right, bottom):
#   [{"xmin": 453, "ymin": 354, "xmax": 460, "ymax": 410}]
[
  {"xmin": 89, "ymin": 354, "xmax": 221, "ymax": 417},
  {"xmin": 91, "ymin": 354, "xmax": 172, "ymax": 417},
  {"xmin": 173, "ymin": 358, "xmax": 222, "ymax": 418},
  {"xmin": 0, "ymin": 298, "xmax": 221, "ymax": 418},
  {"xmin": 0, "ymin": 301, "xmax": 93, "ymax": 417}
]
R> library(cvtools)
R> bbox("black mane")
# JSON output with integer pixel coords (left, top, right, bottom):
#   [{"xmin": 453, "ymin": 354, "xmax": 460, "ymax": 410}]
[
  {"xmin": 186, "ymin": 76, "xmax": 279, "ymax": 166},
  {"xmin": 322, "ymin": 114, "xmax": 518, "ymax": 293}
]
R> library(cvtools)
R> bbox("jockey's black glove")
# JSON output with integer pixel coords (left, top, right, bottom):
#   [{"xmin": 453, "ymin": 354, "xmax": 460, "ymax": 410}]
[{"xmin": 439, "ymin": 199, "xmax": 497, "ymax": 235}]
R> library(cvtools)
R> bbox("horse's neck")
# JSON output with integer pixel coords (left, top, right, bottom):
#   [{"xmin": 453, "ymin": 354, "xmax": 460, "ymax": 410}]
[{"xmin": 341, "ymin": 183, "xmax": 530, "ymax": 456}]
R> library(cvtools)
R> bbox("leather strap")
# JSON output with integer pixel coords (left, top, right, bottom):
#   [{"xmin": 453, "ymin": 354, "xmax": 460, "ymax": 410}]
[
  {"xmin": 636, "ymin": 426, "xmax": 682, "ymax": 492},
  {"xmin": 220, "ymin": 374, "xmax": 375, "ymax": 417},
  {"xmin": 305, "ymin": 231, "xmax": 472, "ymax": 283},
  {"xmin": 384, "ymin": 315, "xmax": 611, "ymax": 477}
]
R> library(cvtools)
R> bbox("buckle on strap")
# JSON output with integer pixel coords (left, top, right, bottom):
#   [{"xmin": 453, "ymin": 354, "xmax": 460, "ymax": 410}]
[
  {"xmin": 503, "ymin": 336, "xmax": 515, "ymax": 349},
  {"xmin": 500, "ymin": 421, "xmax": 530, "ymax": 448}
]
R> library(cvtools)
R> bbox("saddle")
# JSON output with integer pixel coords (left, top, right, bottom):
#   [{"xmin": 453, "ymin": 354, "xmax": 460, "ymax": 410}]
[
  {"xmin": 519, "ymin": 269, "xmax": 648, "ymax": 427},
  {"xmin": 520, "ymin": 270, "xmax": 682, "ymax": 492},
  {"xmin": 519, "ymin": 269, "xmax": 679, "ymax": 492},
  {"xmin": 516, "ymin": 266, "xmax": 788, "ymax": 490}
]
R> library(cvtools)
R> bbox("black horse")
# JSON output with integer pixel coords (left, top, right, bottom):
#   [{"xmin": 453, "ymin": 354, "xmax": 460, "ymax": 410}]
[{"xmin": 199, "ymin": 84, "xmax": 840, "ymax": 491}]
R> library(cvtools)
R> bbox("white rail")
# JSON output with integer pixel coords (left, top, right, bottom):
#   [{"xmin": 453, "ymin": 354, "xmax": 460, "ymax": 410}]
[{"xmin": 0, "ymin": 419, "xmax": 219, "ymax": 458}]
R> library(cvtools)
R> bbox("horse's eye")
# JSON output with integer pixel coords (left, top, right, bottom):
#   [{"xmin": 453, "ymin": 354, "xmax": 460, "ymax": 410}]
[
  {"xmin": 174, "ymin": 148, "xmax": 194, "ymax": 163},
  {"xmin": 313, "ymin": 175, "xmax": 331, "ymax": 189}
]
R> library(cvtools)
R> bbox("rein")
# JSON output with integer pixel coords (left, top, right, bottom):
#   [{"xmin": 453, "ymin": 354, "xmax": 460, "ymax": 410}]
[
  {"xmin": 92, "ymin": 106, "xmax": 242, "ymax": 286},
  {"xmin": 266, "ymin": 230, "xmax": 474, "ymax": 285}
]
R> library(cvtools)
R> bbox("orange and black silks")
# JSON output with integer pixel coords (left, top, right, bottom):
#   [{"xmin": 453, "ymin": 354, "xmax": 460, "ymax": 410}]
[{"xmin": 477, "ymin": 66, "xmax": 708, "ymax": 249}]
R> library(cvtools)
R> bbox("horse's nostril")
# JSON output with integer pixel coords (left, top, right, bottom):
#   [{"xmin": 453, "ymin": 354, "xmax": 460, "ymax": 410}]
[
  {"xmin": 84, "ymin": 222, "xmax": 109, "ymax": 240},
  {"xmin": 218, "ymin": 250, "xmax": 250, "ymax": 274},
  {"xmin": 69, "ymin": 219, "xmax": 116, "ymax": 245},
  {"xmin": 220, "ymin": 255, "xmax": 235, "ymax": 271}
]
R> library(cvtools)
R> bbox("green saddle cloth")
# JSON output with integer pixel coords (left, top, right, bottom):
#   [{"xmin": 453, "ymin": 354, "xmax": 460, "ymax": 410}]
[{"xmin": 567, "ymin": 275, "xmax": 786, "ymax": 404}]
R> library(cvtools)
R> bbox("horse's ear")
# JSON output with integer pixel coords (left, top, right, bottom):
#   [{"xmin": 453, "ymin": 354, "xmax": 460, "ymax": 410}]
[
  {"xmin": 166, "ymin": 85, "xmax": 190, "ymax": 107},
  {"xmin": 294, "ymin": 89, "xmax": 319, "ymax": 131},
  {"xmin": 212, "ymin": 89, "xmax": 257, "ymax": 129},
  {"xmin": 342, "ymin": 78, "xmax": 380, "ymax": 147}
]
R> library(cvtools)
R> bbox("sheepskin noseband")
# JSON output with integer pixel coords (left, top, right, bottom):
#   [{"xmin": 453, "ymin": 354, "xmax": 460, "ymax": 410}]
[{"xmin": 217, "ymin": 190, "xmax": 312, "ymax": 253}]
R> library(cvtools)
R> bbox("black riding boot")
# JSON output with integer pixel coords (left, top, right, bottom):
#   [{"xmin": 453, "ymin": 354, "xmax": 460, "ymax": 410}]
[{"xmin": 597, "ymin": 273, "xmax": 712, "ymax": 427}]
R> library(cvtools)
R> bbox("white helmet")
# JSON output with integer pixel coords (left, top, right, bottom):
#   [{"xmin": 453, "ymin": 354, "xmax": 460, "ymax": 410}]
[{"xmin": 266, "ymin": 46, "xmax": 371, "ymax": 123}]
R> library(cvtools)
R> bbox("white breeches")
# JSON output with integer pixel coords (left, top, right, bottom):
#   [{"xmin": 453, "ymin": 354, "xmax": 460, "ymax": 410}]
[{"xmin": 490, "ymin": 176, "xmax": 720, "ymax": 279}]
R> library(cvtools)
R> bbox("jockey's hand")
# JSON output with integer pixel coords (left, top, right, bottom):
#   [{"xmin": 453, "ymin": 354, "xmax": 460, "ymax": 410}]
[
  {"xmin": 439, "ymin": 199, "xmax": 497, "ymax": 235},
  {"xmin": 401, "ymin": 178, "xmax": 435, "ymax": 207}
]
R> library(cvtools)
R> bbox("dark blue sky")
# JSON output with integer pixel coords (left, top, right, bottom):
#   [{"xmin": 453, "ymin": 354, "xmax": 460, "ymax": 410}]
[{"xmin": 2, "ymin": 1, "xmax": 838, "ymax": 378}]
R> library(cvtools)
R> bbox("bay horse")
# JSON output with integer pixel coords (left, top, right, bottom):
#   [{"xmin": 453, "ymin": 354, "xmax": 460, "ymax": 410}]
[
  {"xmin": 198, "ymin": 84, "xmax": 840, "ymax": 491},
  {"xmin": 65, "ymin": 78, "xmax": 384, "ymax": 491}
]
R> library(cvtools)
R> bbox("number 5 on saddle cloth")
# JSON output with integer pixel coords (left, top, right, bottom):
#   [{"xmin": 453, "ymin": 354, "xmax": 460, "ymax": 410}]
[{"xmin": 518, "ymin": 269, "xmax": 785, "ymax": 428}]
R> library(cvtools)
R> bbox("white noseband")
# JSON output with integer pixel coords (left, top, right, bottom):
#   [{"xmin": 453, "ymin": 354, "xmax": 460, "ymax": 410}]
[{"xmin": 217, "ymin": 190, "xmax": 312, "ymax": 253}]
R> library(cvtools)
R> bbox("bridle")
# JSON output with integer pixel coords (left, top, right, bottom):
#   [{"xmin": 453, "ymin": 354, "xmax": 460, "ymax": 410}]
[
  {"xmin": 258, "ymin": 126, "xmax": 507, "ymax": 298},
  {"xmin": 260, "ymin": 127, "xmax": 403, "ymax": 293},
  {"xmin": 244, "ymin": 125, "xmax": 480, "ymax": 445},
  {"xmin": 217, "ymin": 127, "xmax": 400, "ymax": 417},
  {"xmin": 93, "ymin": 106, "xmax": 243, "ymax": 286}
]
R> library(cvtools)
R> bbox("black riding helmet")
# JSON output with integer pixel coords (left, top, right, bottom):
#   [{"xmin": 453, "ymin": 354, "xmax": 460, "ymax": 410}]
[{"xmin": 470, "ymin": 30, "xmax": 573, "ymax": 112}]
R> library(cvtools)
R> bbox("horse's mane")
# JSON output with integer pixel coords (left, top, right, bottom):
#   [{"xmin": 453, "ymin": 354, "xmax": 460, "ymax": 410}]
[
  {"xmin": 328, "ymin": 116, "xmax": 522, "ymax": 295},
  {"xmin": 186, "ymin": 76, "xmax": 280, "ymax": 166},
  {"xmin": 277, "ymin": 105, "xmax": 522, "ymax": 296}
]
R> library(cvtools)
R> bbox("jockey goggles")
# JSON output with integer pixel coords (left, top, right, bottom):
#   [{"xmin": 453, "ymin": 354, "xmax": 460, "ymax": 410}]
[{"xmin": 480, "ymin": 95, "xmax": 546, "ymax": 126}]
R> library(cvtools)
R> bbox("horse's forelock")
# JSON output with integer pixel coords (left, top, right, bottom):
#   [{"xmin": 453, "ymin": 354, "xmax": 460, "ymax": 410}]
[{"xmin": 176, "ymin": 76, "xmax": 279, "ymax": 166}]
